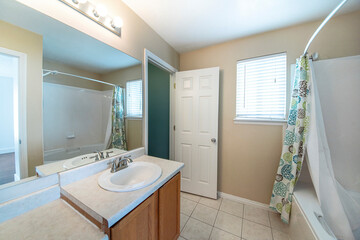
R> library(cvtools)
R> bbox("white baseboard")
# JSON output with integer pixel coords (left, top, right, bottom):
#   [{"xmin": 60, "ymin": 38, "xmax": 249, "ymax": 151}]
[{"xmin": 218, "ymin": 192, "xmax": 271, "ymax": 211}]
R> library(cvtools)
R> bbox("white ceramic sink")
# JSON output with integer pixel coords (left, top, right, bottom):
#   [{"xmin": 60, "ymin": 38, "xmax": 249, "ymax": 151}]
[
  {"xmin": 63, "ymin": 152, "xmax": 95, "ymax": 169},
  {"xmin": 98, "ymin": 162, "xmax": 162, "ymax": 192}
]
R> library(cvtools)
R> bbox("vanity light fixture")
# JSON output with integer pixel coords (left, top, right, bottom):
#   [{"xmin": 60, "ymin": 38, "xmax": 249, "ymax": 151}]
[
  {"xmin": 72, "ymin": 0, "xmax": 87, "ymax": 4},
  {"xmin": 59, "ymin": 0, "xmax": 122, "ymax": 37}
]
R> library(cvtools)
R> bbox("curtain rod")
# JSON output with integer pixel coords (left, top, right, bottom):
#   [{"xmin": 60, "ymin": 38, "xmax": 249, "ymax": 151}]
[
  {"xmin": 42, "ymin": 69, "xmax": 117, "ymax": 87},
  {"xmin": 303, "ymin": 0, "xmax": 348, "ymax": 55}
]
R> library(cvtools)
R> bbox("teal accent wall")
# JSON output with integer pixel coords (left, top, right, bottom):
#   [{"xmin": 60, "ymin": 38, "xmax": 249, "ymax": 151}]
[{"xmin": 148, "ymin": 63, "xmax": 170, "ymax": 159}]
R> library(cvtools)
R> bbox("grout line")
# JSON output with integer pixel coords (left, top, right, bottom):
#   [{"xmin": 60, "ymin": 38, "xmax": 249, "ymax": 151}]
[
  {"xmin": 241, "ymin": 205, "xmax": 244, "ymax": 239},
  {"xmin": 268, "ymin": 211, "xmax": 275, "ymax": 240},
  {"xmin": 208, "ymin": 226, "xmax": 214, "ymax": 240},
  {"xmin": 181, "ymin": 196, "xmax": 201, "ymax": 203},
  {"xmin": 180, "ymin": 213, "xmax": 191, "ymax": 239},
  {"xmin": 212, "ymin": 225, "xmax": 242, "ymax": 238},
  {"xmin": 219, "ymin": 208, "xmax": 273, "ymax": 229},
  {"xmin": 189, "ymin": 202, "xmax": 198, "ymax": 216},
  {"xmin": 208, "ymin": 207, "xmax": 221, "ymax": 240},
  {"xmin": 197, "ymin": 202, "xmax": 221, "ymax": 210}
]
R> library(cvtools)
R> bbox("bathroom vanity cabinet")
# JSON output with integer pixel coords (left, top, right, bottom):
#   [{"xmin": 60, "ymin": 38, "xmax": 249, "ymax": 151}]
[{"xmin": 110, "ymin": 173, "xmax": 180, "ymax": 240}]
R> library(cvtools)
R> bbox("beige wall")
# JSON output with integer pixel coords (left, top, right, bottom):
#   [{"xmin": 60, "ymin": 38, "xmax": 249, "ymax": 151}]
[
  {"xmin": 180, "ymin": 11, "xmax": 360, "ymax": 204},
  {"xmin": 0, "ymin": 20, "xmax": 43, "ymax": 176},
  {"xmin": 102, "ymin": 65, "xmax": 143, "ymax": 150},
  {"xmin": 43, "ymin": 59, "xmax": 103, "ymax": 90},
  {"xmin": 101, "ymin": 64, "xmax": 142, "ymax": 89},
  {"xmin": 126, "ymin": 119, "xmax": 143, "ymax": 151}
]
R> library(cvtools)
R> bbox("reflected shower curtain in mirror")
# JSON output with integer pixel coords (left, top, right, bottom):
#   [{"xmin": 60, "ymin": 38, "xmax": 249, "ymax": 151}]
[
  {"xmin": 270, "ymin": 55, "xmax": 312, "ymax": 223},
  {"xmin": 110, "ymin": 86, "xmax": 127, "ymax": 150}
]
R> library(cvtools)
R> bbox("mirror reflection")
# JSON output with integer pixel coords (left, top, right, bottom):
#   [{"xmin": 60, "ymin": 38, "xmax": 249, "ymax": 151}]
[{"xmin": 0, "ymin": 1, "xmax": 143, "ymax": 185}]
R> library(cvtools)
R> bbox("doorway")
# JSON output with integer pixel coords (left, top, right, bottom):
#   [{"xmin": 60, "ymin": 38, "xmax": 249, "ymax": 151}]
[
  {"xmin": 144, "ymin": 50, "xmax": 220, "ymax": 199},
  {"xmin": 0, "ymin": 48, "xmax": 27, "ymax": 184},
  {"xmin": 144, "ymin": 49, "xmax": 177, "ymax": 161},
  {"xmin": 148, "ymin": 63, "xmax": 171, "ymax": 159}
]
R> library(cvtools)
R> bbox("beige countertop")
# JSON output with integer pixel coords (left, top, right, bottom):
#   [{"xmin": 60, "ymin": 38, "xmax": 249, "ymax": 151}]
[
  {"xmin": 0, "ymin": 199, "xmax": 107, "ymax": 240},
  {"xmin": 61, "ymin": 155, "xmax": 184, "ymax": 227}
]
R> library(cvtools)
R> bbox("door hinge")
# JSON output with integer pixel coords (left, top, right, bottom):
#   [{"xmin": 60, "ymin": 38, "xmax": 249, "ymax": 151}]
[
  {"xmin": 173, "ymin": 125, "xmax": 176, "ymax": 131},
  {"xmin": 19, "ymin": 139, "xmax": 22, "ymax": 144},
  {"xmin": 174, "ymin": 83, "xmax": 176, "ymax": 89}
]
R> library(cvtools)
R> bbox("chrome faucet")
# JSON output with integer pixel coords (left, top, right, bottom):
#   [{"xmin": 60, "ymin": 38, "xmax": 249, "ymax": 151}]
[
  {"xmin": 91, "ymin": 151, "xmax": 104, "ymax": 161},
  {"xmin": 108, "ymin": 155, "xmax": 133, "ymax": 173}
]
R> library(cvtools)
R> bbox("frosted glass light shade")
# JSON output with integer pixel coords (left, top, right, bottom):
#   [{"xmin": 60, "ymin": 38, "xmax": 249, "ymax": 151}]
[
  {"xmin": 112, "ymin": 17, "xmax": 123, "ymax": 29},
  {"xmin": 95, "ymin": 4, "xmax": 108, "ymax": 17}
]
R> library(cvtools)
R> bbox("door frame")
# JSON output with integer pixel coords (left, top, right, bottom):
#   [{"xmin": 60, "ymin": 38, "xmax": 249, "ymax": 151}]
[
  {"xmin": 143, "ymin": 49, "xmax": 178, "ymax": 159},
  {"xmin": 0, "ymin": 47, "xmax": 28, "ymax": 180}
]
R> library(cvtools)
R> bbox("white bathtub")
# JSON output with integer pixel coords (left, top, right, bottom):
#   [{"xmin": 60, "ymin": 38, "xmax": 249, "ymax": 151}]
[
  {"xmin": 43, "ymin": 143, "xmax": 107, "ymax": 163},
  {"xmin": 290, "ymin": 182, "xmax": 337, "ymax": 240}
]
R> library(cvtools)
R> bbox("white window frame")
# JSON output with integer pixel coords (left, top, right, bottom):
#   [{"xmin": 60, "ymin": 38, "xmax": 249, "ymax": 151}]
[
  {"xmin": 125, "ymin": 79, "xmax": 143, "ymax": 119},
  {"xmin": 234, "ymin": 52, "xmax": 288, "ymax": 125}
]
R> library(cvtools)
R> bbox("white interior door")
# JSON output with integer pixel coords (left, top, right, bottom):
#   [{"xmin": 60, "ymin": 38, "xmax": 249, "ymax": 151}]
[
  {"xmin": 175, "ymin": 67, "xmax": 219, "ymax": 199},
  {"xmin": 0, "ymin": 47, "xmax": 28, "ymax": 181}
]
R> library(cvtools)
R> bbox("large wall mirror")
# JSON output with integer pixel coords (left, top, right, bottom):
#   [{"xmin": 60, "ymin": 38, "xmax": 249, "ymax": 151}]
[{"xmin": 0, "ymin": 1, "xmax": 143, "ymax": 186}]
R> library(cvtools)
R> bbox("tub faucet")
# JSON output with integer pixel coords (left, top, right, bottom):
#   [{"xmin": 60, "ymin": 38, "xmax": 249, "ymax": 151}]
[
  {"xmin": 93, "ymin": 151, "xmax": 104, "ymax": 161},
  {"xmin": 105, "ymin": 151, "xmax": 113, "ymax": 158}
]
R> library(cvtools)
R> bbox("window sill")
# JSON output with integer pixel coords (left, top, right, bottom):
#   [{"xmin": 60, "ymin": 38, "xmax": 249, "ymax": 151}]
[
  {"xmin": 233, "ymin": 118, "xmax": 287, "ymax": 126},
  {"xmin": 125, "ymin": 116, "xmax": 143, "ymax": 120}
]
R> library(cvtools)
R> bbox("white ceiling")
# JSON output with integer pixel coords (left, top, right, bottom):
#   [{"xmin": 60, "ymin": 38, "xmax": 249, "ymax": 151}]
[
  {"xmin": 0, "ymin": 1, "xmax": 140, "ymax": 74},
  {"xmin": 123, "ymin": 0, "xmax": 360, "ymax": 53}
]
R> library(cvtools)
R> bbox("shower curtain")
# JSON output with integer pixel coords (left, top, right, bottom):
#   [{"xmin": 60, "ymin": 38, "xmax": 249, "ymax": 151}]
[
  {"xmin": 110, "ymin": 86, "xmax": 127, "ymax": 150},
  {"xmin": 306, "ymin": 60, "xmax": 360, "ymax": 240},
  {"xmin": 270, "ymin": 55, "xmax": 312, "ymax": 223},
  {"xmin": 271, "ymin": 55, "xmax": 360, "ymax": 239}
]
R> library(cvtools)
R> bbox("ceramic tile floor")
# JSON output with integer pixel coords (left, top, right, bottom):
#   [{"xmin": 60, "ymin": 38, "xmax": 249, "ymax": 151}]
[{"xmin": 179, "ymin": 192, "xmax": 290, "ymax": 240}]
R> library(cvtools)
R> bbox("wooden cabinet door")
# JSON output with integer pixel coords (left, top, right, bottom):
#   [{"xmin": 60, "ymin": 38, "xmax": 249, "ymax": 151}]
[
  {"xmin": 111, "ymin": 191, "xmax": 158, "ymax": 240},
  {"xmin": 158, "ymin": 173, "xmax": 181, "ymax": 240}
]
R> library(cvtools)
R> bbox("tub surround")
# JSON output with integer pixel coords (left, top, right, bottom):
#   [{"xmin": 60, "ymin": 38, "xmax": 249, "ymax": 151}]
[
  {"xmin": 61, "ymin": 155, "xmax": 184, "ymax": 228},
  {"xmin": 0, "ymin": 199, "xmax": 107, "ymax": 240}
]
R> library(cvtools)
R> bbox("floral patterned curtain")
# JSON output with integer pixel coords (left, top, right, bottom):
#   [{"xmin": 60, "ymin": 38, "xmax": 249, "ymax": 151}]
[
  {"xmin": 110, "ymin": 86, "xmax": 127, "ymax": 150},
  {"xmin": 270, "ymin": 55, "xmax": 312, "ymax": 223}
]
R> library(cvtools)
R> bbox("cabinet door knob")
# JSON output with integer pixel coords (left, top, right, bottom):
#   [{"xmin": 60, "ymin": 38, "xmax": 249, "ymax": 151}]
[{"xmin": 211, "ymin": 138, "xmax": 216, "ymax": 143}]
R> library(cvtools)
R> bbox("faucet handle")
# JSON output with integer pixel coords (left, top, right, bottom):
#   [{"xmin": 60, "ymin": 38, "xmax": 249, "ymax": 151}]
[{"xmin": 124, "ymin": 155, "xmax": 133, "ymax": 163}]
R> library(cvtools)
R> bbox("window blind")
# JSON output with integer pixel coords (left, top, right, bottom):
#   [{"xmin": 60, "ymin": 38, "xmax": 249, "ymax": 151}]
[
  {"xmin": 236, "ymin": 53, "xmax": 287, "ymax": 120},
  {"xmin": 126, "ymin": 80, "xmax": 142, "ymax": 117}
]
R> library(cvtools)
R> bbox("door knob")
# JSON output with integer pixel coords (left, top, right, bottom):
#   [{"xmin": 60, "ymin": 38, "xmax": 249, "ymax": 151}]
[{"xmin": 211, "ymin": 138, "xmax": 216, "ymax": 143}]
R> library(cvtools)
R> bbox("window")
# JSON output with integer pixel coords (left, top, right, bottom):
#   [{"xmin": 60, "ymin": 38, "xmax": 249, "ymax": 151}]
[
  {"xmin": 235, "ymin": 53, "xmax": 287, "ymax": 122},
  {"xmin": 126, "ymin": 80, "xmax": 142, "ymax": 118}
]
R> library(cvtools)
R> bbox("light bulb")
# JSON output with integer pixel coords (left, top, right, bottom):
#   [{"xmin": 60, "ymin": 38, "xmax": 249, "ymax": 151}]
[
  {"xmin": 111, "ymin": 16, "xmax": 123, "ymax": 29},
  {"xmin": 93, "ymin": 4, "xmax": 108, "ymax": 18}
]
